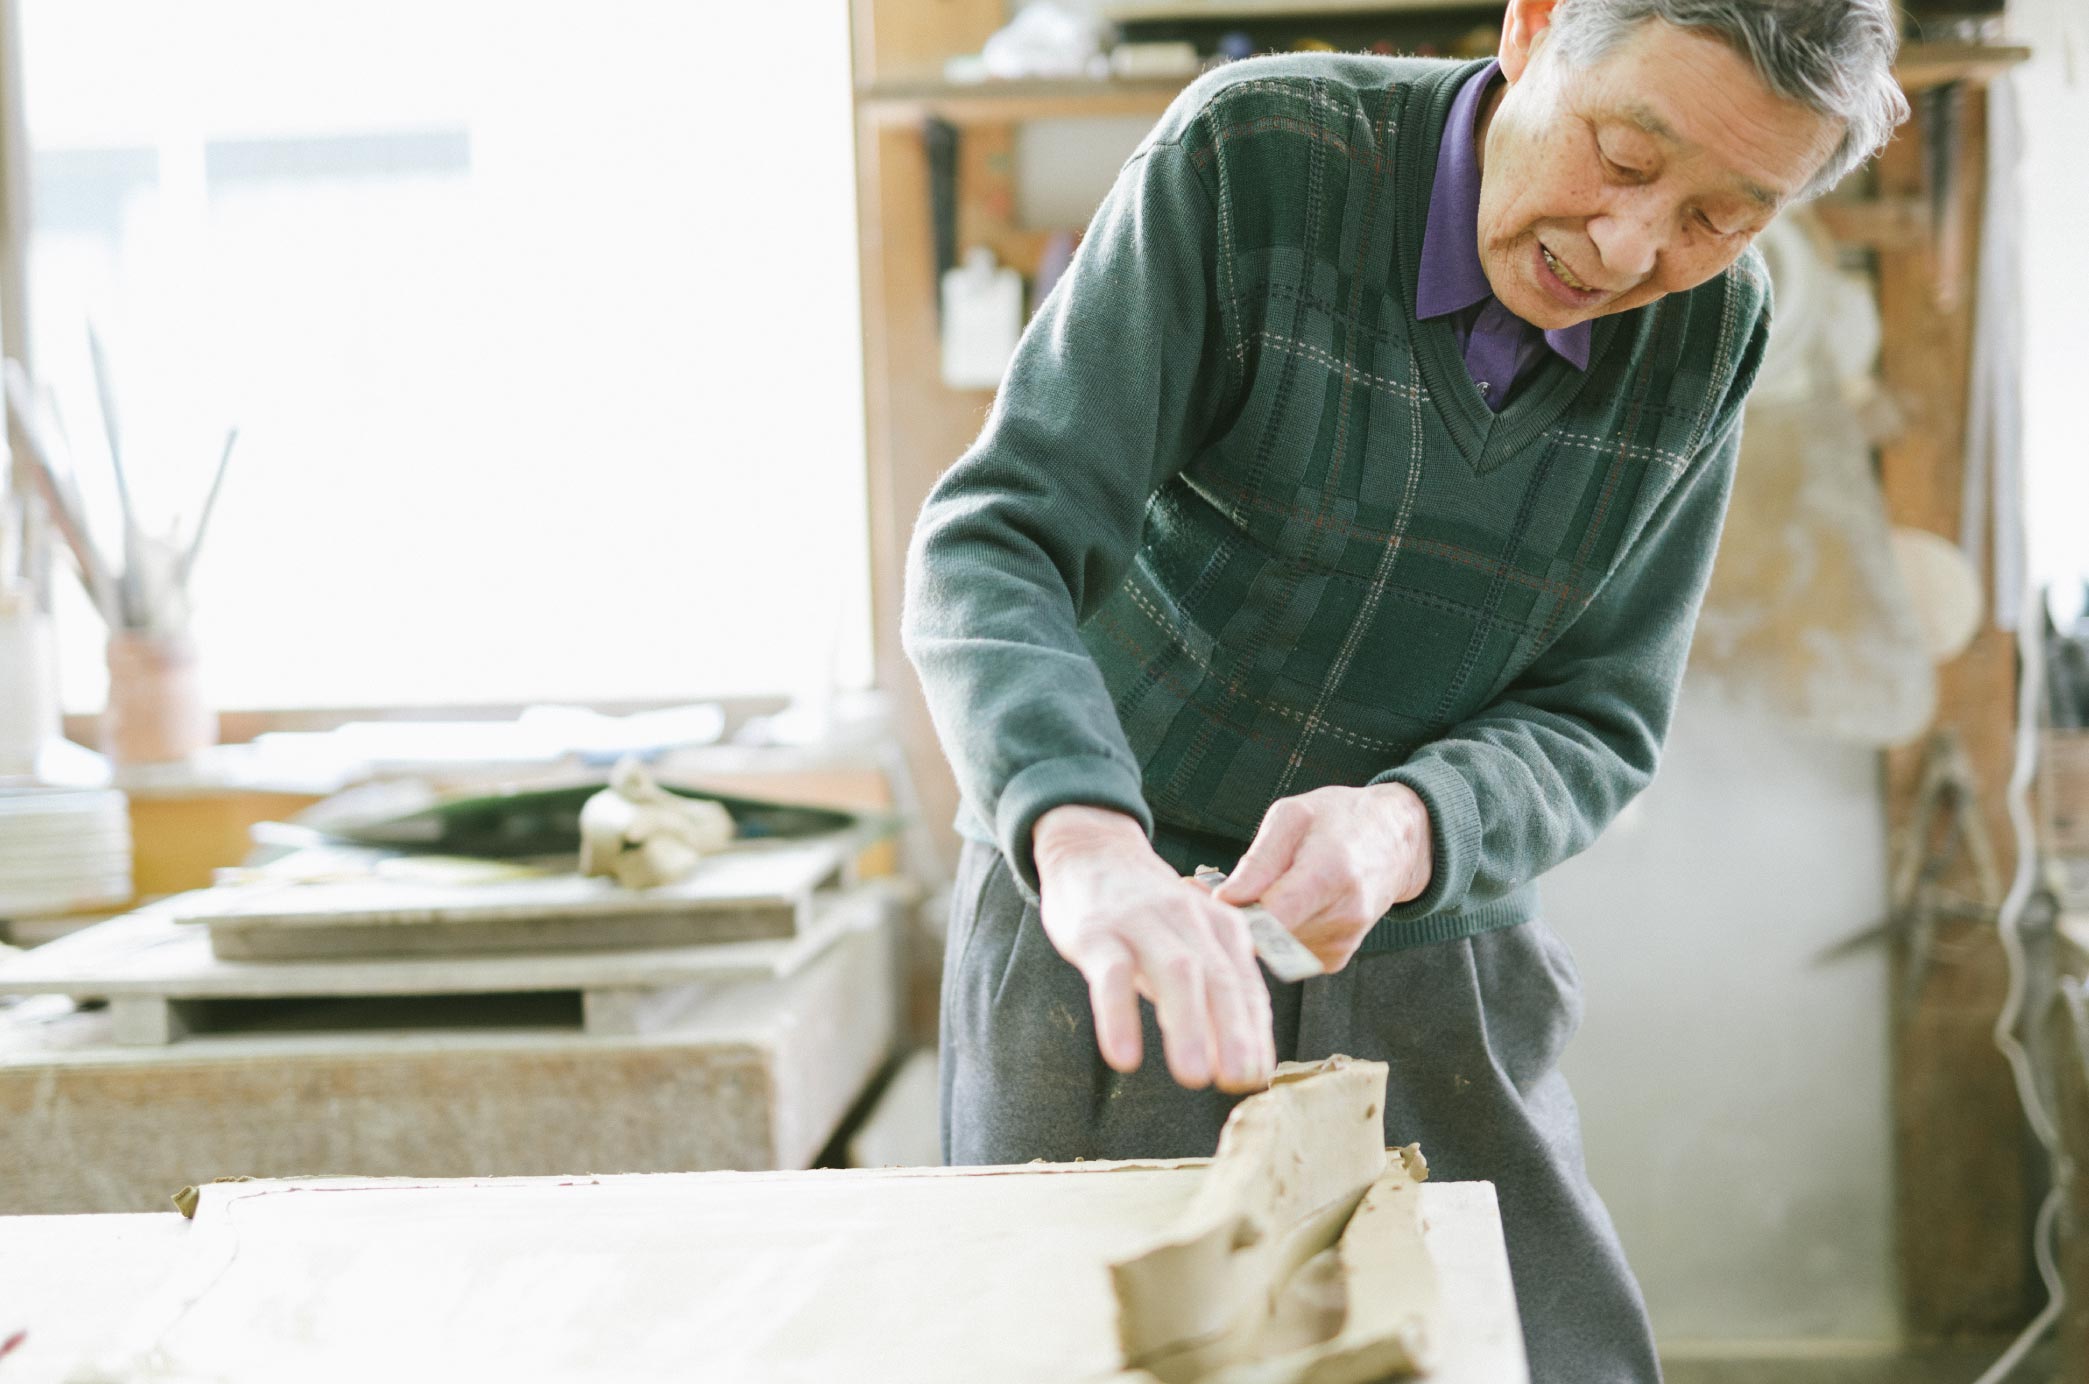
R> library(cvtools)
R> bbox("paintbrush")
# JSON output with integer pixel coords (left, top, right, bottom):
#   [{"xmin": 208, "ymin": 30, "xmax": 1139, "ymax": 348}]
[
  {"xmin": 178, "ymin": 427, "xmax": 237, "ymax": 591},
  {"xmin": 0, "ymin": 443, "xmax": 17, "ymax": 592},
  {"xmin": 35, "ymin": 381, "xmax": 124, "ymax": 627},
  {"xmin": 31, "ymin": 385, "xmax": 96, "ymax": 615},
  {"xmin": 130, "ymin": 523, "xmax": 189, "ymax": 636},
  {"xmin": 14, "ymin": 450, "xmax": 115, "ymax": 625},
  {"xmin": 85, "ymin": 323, "xmax": 143, "ymax": 627},
  {"xmin": 5, "ymin": 361, "xmax": 120, "ymax": 626},
  {"xmin": 0, "ymin": 487, "xmax": 18, "ymax": 602}
]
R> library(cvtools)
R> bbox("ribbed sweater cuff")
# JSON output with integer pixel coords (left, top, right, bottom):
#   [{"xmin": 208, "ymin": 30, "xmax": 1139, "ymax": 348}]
[
  {"xmin": 1368, "ymin": 755, "xmax": 1481, "ymax": 923},
  {"xmin": 1355, "ymin": 887, "xmax": 1534, "ymax": 953},
  {"xmin": 995, "ymin": 755, "xmax": 1154, "ymax": 896}
]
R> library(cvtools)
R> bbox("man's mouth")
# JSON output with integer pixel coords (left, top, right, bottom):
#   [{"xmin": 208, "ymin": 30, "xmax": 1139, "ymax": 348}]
[{"xmin": 1540, "ymin": 243, "xmax": 1599, "ymax": 294}]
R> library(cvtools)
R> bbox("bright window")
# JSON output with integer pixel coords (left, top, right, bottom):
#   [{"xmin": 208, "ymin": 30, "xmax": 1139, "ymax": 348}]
[
  {"xmin": 19, "ymin": 1, "xmax": 871, "ymax": 712},
  {"xmin": 2016, "ymin": 5, "xmax": 2089, "ymax": 621}
]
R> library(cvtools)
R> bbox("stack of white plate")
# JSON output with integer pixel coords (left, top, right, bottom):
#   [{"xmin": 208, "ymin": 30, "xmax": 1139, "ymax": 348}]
[{"xmin": 0, "ymin": 787, "xmax": 133, "ymax": 919}]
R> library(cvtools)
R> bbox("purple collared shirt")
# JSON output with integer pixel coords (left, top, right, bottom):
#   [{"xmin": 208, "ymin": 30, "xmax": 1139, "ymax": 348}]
[{"xmin": 1417, "ymin": 60, "xmax": 1591, "ymax": 412}]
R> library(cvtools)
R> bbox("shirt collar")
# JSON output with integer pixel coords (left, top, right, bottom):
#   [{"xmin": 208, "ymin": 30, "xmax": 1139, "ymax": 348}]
[{"xmin": 1417, "ymin": 59, "xmax": 1591, "ymax": 372}]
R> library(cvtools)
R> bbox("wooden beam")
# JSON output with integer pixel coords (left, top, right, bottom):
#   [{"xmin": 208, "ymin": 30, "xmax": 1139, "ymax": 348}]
[
  {"xmin": 1893, "ymin": 42, "xmax": 2032, "ymax": 95},
  {"xmin": 859, "ymin": 77, "xmax": 1185, "ymax": 126},
  {"xmin": 1813, "ymin": 196, "xmax": 1929, "ymax": 253},
  {"xmin": 851, "ymin": 39, "xmax": 2031, "ymax": 129},
  {"xmin": 850, "ymin": 0, "xmax": 1002, "ymax": 88},
  {"xmin": 1874, "ymin": 83, "xmax": 2037, "ymax": 1338},
  {"xmin": 851, "ymin": 0, "xmax": 994, "ymax": 878},
  {"xmin": 955, "ymin": 123, "xmax": 1071, "ymax": 280},
  {"xmin": 854, "ymin": 115, "xmax": 996, "ymax": 876}
]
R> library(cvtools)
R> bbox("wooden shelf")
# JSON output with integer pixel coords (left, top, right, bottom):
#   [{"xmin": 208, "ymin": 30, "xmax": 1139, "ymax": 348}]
[
  {"xmin": 1103, "ymin": 0, "xmax": 1485, "ymax": 20},
  {"xmin": 858, "ymin": 76, "xmax": 1188, "ymax": 126},
  {"xmin": 859, "ymin": 40, "xmax": 2031, "ymax": 128},
  {"xmin": 848, "ymin": 0, "xmax": 2043, "ymax": 898},
  {"xmin": 1894, "ymin": 41, "xmax": 2031, "ymax": 93}
]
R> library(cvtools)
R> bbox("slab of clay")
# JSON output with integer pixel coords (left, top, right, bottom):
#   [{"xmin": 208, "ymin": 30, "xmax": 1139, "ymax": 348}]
[
  {"xmin": 1205, "ymin": 1154, "xmax": 1440, "ymax": 1384},
  {"xmin": 1110, "ymin": 1056, "xmax": 1410, "ymax": 1381}
]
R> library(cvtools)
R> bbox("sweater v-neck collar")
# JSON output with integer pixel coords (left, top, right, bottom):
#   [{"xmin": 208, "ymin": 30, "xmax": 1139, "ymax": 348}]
[{"xmin": 1395, "ymin": 59, "xmax": 1626, "ymax": 473}]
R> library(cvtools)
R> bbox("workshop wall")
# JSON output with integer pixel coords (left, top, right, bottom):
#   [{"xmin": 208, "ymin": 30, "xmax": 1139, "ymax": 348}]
[{"xmin": 1551, "ymin": 681, "xmax": 1896, "ymax": 1346}]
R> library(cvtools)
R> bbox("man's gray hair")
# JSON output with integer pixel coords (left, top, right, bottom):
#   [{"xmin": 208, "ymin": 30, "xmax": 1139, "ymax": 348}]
[{"xmin": 1547, "ymin": 0, "xmax": 1910, "ymax": 200}]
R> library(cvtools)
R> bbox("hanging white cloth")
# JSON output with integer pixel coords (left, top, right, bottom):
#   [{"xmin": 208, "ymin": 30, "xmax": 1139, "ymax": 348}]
[{"xmin": 1961, "ymin": 73, "xmax": 2026, "ymax": 630}]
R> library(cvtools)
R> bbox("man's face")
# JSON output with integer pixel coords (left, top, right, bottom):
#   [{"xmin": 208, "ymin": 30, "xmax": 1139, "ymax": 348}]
[{"xmin": 1475, "ymin": 4, "xmax": 1845, "ymax": 329}]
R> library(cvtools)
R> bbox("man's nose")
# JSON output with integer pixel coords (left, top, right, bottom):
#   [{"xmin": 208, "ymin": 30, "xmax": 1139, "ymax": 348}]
[{"xmin": 1586, "ymin": 198, "xmax": 1663, "ymax": 283}]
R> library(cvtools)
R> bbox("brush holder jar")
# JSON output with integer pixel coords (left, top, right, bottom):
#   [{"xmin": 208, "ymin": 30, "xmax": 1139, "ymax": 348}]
[{"xmin": 104, "ymin": 629, "xmax": 217, "ymax": 766}]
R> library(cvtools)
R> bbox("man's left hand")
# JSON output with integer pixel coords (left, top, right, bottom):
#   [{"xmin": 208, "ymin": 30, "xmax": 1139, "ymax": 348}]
[{"xmin": 1213, "ymin": 783, "xmax": 1434, "ymax": 972}]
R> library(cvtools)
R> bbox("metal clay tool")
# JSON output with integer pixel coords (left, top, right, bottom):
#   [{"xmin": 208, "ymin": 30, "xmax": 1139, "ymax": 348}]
[{"xmin": 1193, "ymin": 865, "xmax": 1325, "ymax": 984}]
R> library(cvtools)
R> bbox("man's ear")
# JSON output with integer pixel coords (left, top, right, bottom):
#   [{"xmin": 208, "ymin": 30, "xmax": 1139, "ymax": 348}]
[{"xmin": 1498, "ymin": 0, "xmax": 1564, "ymax": 82}]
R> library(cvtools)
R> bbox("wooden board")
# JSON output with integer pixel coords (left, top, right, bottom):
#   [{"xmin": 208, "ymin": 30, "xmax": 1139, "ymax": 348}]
[
  {"xmin": 169, "ymin": 835, "xmax": 852, "ymax": 961},
  {"xmin": 125, "ymin": 789, "xmax": 333, "ymax": 900},
  {"xmin": 1873, "ymin": 83, "xmax": 2036, "ymax": 1335},
  {"xmin": 0, "ymin": 884, "xmax": 901, "ymax": 1048},
  {"xmin": 0, "ymin": 880, "xmax": 891, "ymax": 1006},
  {"xmin": 41, "ymin": 1168, "xmax": 1520, "ymax": 1384},
  {"xmin": 0, "ymin": 891, "xmax": 903, "ymax": 1214},
  {"xmin": 0, "ymin": 1214, "xmax": 191, "ymax": 1384}
]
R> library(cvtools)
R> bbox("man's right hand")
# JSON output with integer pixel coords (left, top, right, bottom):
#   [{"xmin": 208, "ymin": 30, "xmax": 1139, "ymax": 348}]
[{"xmin": 1031, "ymin": 805, "xmax": 1277, "ymax": 1093}]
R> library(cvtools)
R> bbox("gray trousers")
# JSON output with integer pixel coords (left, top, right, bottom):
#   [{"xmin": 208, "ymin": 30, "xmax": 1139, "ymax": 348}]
[{"xmin": 938, "ymin": 838, "xmax": 1661, "ymax": 1384}]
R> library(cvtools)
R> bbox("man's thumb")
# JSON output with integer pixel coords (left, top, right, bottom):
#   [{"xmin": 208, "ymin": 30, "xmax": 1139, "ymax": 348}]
[{"xmin": 1217, "ymin": 810, "xmax": 1303, "ymax": 904}]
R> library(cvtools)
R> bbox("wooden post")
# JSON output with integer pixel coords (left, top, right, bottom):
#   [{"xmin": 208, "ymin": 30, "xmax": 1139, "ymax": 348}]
[
  {"xmin": 854, "ymin": 115, "xmax": 990, "ymax": 879},
  {"xmin": 1874, "ymin": 82, "xmax": 2037, "ymax": 1336},
  {"xmin": 852, "ymin": 0, "xmax": 1040, "ymax": 878}
]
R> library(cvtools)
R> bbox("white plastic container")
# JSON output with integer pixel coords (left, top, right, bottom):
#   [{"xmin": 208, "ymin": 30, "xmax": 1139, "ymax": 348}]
[
  {"xmin": 0, "ymin": 602, "xmax": 60, "ymax": 779},
  {"xmin": 940, "ymin": 247, "xmax": 1025, "ymax": 391}
]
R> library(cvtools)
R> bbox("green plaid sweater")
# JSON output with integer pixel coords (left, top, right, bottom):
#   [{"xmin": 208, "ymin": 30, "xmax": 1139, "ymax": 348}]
[{"xmin": 903, "ymin": 54, "xmax": 1769, "ymax": 953}]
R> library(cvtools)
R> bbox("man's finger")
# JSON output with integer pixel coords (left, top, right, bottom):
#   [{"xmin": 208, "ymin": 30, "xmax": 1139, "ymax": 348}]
[
  {"xmin": 1135, "ymin": 934, "xmax": 1216, "ymax": 1088},
  {"xmin": 1188, "ymin": 891, "xmax": 1274, "ymax": 1088},
  {"xmin": 1183, "ymin": 914, "xmax": 1260, "ymax": 1090},
  {"xmin": 1206, "ymin": 894, "xmax": 1259, "ymax": 975},
  {"xmin": 1078, "ymin": 936, "xmax": 1143, "ymax": 1073},
  {"xmin": 1222, "ymin": 902, "xmax": 1279, "ymax": 1081},
  {"xmin": 1216, "ymin": 801, "xmax": 1310, "ymax": 905},
  {"xmin": 1211, "ymin": 897, "xmax": 1270, "ymax": 1085}
]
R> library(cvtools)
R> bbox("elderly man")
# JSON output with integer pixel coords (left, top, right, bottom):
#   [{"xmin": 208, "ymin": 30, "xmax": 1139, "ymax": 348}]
[{"xmin": 903, "ymin": 0, "xmax": 1905, "ymax": 1376}]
